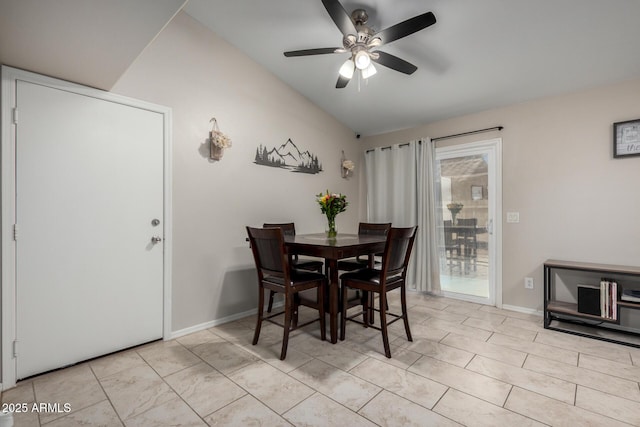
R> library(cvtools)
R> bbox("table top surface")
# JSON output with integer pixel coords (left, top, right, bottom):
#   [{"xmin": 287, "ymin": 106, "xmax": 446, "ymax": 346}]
[
  {"xmin": 285, "ymin": 233, "xmax": 386, "ymax": 260},
  {"xmin": 285, "ymin": 233, "xmax": 386, "ymax": 247}
]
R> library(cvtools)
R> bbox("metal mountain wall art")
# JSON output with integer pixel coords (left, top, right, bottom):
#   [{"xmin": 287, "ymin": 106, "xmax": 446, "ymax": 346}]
[{"xmin": 254, "ymin": 138, "xmax": 323, "ymax": 174}]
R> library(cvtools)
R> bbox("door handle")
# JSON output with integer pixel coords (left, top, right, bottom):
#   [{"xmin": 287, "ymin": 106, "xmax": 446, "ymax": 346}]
[
  {"xmin": 151, "ymin": 236, "xmax": 163, "ymax": 244},
  {"xmin": 488, "ymin": 219, "xmax": 493, "ymax": 235}
]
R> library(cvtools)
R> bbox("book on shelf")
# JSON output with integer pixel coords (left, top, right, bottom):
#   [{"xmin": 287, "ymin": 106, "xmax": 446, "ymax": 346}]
[
  {"xmin": 600, "ymin": 280, "xmax": 606, "ymax": 318},
  {"xmin": 599, "ymin": 279, "xmax": 618, "ymax": 320}
]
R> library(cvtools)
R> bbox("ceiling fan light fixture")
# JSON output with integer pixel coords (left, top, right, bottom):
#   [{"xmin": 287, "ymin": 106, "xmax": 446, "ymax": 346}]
[
  {"xmin": 368, "ymin": 37, "xmax": 382, "ymax": 48},
  {"xmin": 354, "ymin": 50, "xmax": 371, "ymax": 70},
  {"xmin": 344, "ymin": 34, "xmax": 357, "ymax": 49},
  {"xmin": 361, "ymin": 63, "xmax": 377, "ymax": 79},
  {"xmin": 338, "ymin": 59, "xmax": 355, "ymax": 78}
]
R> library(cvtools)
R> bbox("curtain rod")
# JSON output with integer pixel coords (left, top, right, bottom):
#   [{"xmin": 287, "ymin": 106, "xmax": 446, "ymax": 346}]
[
  {"xmin": 365, "ymin": 126, "xmax": 503, "ymax": 153},
  {"xmin": 432, "ymin": 126, "xmax": 503, "ymax": 142}
]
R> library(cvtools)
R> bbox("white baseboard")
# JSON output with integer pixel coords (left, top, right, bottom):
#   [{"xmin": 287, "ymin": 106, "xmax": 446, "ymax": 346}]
[
  {"xmin": 168, "ymin": 302, "xmax": 284, "ymax": 340},
  {"xmin": 169, "ymin": 308, "xmax": 257, "ymax": 340},
  {"xmin": 502, "ymin": 304, "xmax": 543, "ymax": 316}
]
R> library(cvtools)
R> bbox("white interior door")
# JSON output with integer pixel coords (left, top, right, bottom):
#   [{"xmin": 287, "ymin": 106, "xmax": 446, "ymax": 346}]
[{"xmin": 15, "ymin": 80, "xmax": 165, "ymax": 379}]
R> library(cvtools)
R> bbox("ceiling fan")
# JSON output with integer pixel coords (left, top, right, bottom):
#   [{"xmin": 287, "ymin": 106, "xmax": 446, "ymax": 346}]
[{"xmin": 284, "ymin": 0, "xmax": 436, "ymax": 88}]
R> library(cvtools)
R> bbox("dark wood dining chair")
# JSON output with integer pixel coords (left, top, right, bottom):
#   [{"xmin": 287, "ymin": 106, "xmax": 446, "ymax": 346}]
[
  {"xmin": 339, "ymin": 226, "xmax": 418, "ymax": 358},
  {"xmin": 336, "ymin": 222, "xmax": 392, "ymax": 323},
  {"xmin": 246, "ymin": 226, "xmax": 326, "ymax": 360},
  {"xmin": 456, "ymin": 218, "xmax": 478, "ymax": 273},
  {"xmin": 263, "ymin": 222, "xmax": 324, "ymax": 313},
  {"xmin": 337, "ymin": 222, "xmax": 391, "ymax": 271},
  {"xmin": 443, "ymin": 220, "xmax": 462, "ymax": 274}
]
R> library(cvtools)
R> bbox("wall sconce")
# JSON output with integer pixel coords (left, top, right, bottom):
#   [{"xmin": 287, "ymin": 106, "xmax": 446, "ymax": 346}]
[
  {"xmin": 208, "ymin": 117, "xmax": 232, "ymax": 161},
  {"xmin": 341, "ymin": 150, "xmax": 355, "ymax": 179}
]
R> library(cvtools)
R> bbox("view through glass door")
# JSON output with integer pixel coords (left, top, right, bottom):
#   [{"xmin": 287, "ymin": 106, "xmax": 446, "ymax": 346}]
[{"xmin": 435, "ymin": 139, "xmax": 501, "ymax": 305}]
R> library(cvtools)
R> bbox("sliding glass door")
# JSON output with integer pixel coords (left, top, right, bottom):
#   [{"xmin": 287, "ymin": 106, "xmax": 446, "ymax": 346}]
[{"xmin": 435, "ymin": 139, "xmax": 501, "ymax": 305}]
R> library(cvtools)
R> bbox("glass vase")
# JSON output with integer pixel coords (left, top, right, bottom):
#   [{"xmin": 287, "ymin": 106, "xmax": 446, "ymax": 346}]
[
  {"xmin": 326, "ymin": 216, "xmax": 337, "ymax": 238},
  {"xmin": 448, "ymin": 207, "xmax": 461, "ymax": 225}
]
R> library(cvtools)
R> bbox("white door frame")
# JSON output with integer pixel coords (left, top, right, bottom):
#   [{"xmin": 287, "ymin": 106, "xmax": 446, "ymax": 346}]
[
  {"xmin": 435, "ymin": 138, "xmax": 503, "ymax": 308},
  {"xmin": 1, "ymin": 66, "xmax": 173, "ymax": 389}
]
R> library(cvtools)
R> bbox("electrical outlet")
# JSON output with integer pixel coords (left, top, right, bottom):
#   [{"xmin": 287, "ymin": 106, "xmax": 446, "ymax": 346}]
[
  {"xmin": 506, "ymin": 212, "xmax": 520, "ymax": 223},
  {"xmin": 524, "ymin": 277, "xmax": 534, "ymax": 289}
]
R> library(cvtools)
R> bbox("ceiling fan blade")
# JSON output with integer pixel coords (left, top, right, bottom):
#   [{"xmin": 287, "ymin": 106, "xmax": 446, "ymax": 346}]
[
  {"xmin": 284, "ymin": 48, "xmax": 341, "ymax": 57},
  {"xmin": 375, "ymin": 11, "xmax": 436, "ymax": 45},
  {"xmin": 336, "ymin": 74, "xmax": 351, "ymax": 88},
  {"xmin": 322, "ymin": 0, "xmax": 357, "ymax": 36},
  {"xmin": 371, "ymin": 51, "xmax": 418, "ymax": 75}
]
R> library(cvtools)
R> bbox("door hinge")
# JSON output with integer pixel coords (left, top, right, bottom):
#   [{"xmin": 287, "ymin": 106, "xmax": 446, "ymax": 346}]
[
  {"xmin": 13, "ymin": 224, "xmax": 18, "ymax": 241},
  {"xmin": 12, "ymin": 108, "xmax": 18, "ymax": 124},
  {"xmin": 13, "ymin": 340, "xmax": 18, "ymax": 357}
]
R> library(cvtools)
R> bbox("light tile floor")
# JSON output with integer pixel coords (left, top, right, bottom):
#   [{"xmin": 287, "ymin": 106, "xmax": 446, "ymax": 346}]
[{"xmin": 3, "ymin": 293, "xmax": 640, "ymax": 426}]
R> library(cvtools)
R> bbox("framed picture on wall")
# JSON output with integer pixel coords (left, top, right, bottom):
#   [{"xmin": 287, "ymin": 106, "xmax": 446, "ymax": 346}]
[
  {"xmin": 471, "ymin": 185, "xmax": 483, "ymax": 200},
  {"xmin": 613, "ymin": 119, "xmax": 640, "ymax": 158}
]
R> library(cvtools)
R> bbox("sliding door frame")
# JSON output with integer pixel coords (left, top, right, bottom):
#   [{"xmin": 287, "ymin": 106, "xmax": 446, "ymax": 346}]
[{"xmin": 435, "ymin": 138, "xmax": 502, "ymax": 307}]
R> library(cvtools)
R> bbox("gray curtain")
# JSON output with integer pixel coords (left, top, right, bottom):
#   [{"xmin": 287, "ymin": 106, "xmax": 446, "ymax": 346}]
[{"xmin": 364, "ymin": 139, "xmax": 441, "ymax": 293}]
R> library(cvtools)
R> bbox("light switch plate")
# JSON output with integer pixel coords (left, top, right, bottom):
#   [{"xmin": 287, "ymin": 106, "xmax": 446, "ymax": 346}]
[{"xmin": 506, "ymin": 212, "xmax": 520, "ymax": 223}]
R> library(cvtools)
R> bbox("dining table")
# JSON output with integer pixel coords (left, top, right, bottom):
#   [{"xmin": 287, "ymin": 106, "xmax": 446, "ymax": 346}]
[{"xmin": 285, "ymin": 233, "xmax": 387, "ymax": 344}]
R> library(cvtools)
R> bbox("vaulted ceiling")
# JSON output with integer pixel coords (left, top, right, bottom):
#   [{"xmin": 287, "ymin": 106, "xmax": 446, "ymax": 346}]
[
  {"xmin": 0, "ymin": 0, "xmax": 186, "ymax": 89},
  {"xmin": 2, "ymin": 0, "xmax": 640, "ymax": 136},
  {"xmin": 183, "ymin": 0, "xmax": 640, "ymax": 135}
]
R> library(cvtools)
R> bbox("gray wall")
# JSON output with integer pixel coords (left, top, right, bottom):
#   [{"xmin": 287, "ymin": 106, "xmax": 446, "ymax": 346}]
[
  {"xmin": 362, "ymin": 77, "xmax": 640, "ymax": 311},
  {"xmin": 113, "ymin": 12, "xmax": 363, "ymax": 333}
]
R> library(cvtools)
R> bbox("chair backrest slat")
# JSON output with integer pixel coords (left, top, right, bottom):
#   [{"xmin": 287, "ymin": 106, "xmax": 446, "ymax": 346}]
[
  {"xmin": 359, "ymin": 222, "xmax": 392, "ymax": 258},
  {"xmin": 247, "ymin": 226, "xmax": 289, "ymax": 279},
  {"xmin": 380, "ymin": 226, "xmax": 418, "ymax": 282},
  {"xmin": 443, "ymin": 220, "xmax": 457, "ymax": 246},
  {"xmin": 456, "ymin": 218, "xmax": 477, "ymax": 227},
  {"xmin": 358, "ymin": 222, "xmax": 391, "ymax": 236},
  {"xmin": 263, "ymin": 222, "xmax": 296, "ymax": 237}
]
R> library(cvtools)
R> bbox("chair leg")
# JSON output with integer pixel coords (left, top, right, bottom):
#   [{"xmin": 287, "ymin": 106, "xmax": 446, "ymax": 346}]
[
  {"xmin": 400, "ymin": 285, "xmax": 412, "ymax": 342},
  {"xmin": 280, "ymin": 293, "xmax": 293, "ymax": 360},
  {"xmin": 360, "ymin": 290, "xmax": 369, "ymax": 325},
  {"xmin": 368, "ymin": 292, "xmax": 375, "ymax": 324},
  {"xmin": 318, "ymin": 282, "xmax": 326, "ymax": 341},
  {"xmin": 253, "ymin": 285, "xmax": 265, "ymax": 345},
  {"xmin": 379, "ymin": 292, "xmax": 392, "ymax": 358},
  {"xmin": 292, "ymin": 294, "xmax": 300, "ymax": 329},
  {"xmin": 362, "ymin": 290, "xmax": 370, "ymax": 328},
  {"xmin": 367, "ymin": 294, "xmax": 387, "ymax": 324},
  {"xmin": 267, "ymin": 290, "xmax": 275, "ymax": 313},
  {"xmin": 340, "ymin": 282, "xmax": 348, "ymax": 341}
]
